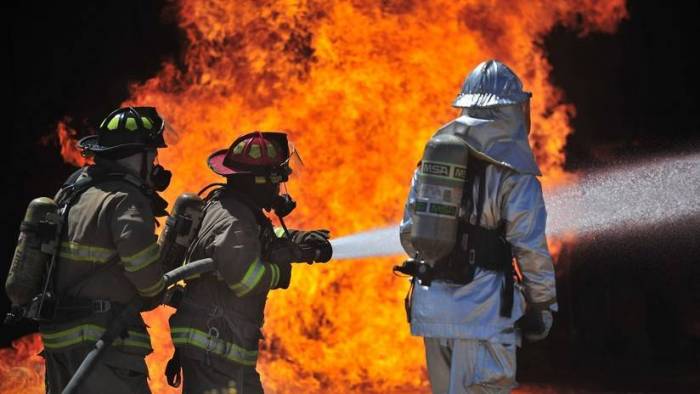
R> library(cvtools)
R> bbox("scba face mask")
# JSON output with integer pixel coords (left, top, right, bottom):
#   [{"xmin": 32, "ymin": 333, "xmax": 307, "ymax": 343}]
[
  {"xmin": 271, "ymin": 193, "xmax": 296, "ymax": 218},
  {"xmin": 150, "ymin": 164, "xmax": 172, "ymax": 192}
]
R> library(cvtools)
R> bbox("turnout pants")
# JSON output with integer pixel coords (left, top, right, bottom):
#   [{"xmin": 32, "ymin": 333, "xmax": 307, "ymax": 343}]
[
  {"xmin": 44, "ymin": 346, "xmax": 150, "ymax": 394},
  {"xmin": 180, "ymin": 354, "xmax": 264, "ymax": 394},
  {"xmin": 424, "ymin": 338, "xmax": 516, "ymax": 394}
]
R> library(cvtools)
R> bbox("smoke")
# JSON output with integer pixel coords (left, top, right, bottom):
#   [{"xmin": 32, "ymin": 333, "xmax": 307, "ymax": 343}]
[{"xmin": 330, "ymin": 153, "xmax": 700, "ymax": 259}]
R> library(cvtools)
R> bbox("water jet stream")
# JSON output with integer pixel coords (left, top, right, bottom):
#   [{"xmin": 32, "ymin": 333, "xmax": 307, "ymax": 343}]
[{"xmin": 330, "ymin": 153, "xmax": 700, "ymax": 260}]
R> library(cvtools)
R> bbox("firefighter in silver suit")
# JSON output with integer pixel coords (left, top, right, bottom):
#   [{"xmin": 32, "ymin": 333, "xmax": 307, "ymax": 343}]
[{"xmin": 400, "ymin": 60, "xmax": 557, "ymax": 393}]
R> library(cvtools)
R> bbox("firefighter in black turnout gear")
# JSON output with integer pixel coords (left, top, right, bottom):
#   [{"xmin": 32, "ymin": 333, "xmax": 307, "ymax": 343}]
[
  {"xmin": 3, "ymin": 107, "xmax": 173, "ymax": 393},
  {"xmin": 166, "ymin": 132, "xmax": 332, "ymax": 393}
]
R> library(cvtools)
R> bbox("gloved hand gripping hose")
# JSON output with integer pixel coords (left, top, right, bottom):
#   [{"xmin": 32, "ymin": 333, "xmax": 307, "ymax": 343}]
[{"xmin": 273, "ymin": 216, "xmax": 333, "ymax": 264}]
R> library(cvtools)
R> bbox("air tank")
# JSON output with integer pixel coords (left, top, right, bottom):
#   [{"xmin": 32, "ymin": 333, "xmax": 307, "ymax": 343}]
[
  {"xmin": 159, "ymin": 193, "xmax": 204, "ymax": 272},
  {"xmin": 6, "ymin": 197, "xmax": 60, "ymax": 306},
  {"xmin": 410, "ymin": 134, "xmax": 469, "ymax": 265}
]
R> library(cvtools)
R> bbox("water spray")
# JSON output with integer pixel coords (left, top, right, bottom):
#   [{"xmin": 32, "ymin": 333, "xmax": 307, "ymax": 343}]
[{"xmin": 330, "ymin": 153, "xmax": 700, "ymax": 259}]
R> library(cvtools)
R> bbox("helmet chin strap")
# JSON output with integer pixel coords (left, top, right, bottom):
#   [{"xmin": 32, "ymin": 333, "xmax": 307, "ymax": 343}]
[{"xmin": 276, "ymin": 213, "xmax": 291, "ymax": 237}]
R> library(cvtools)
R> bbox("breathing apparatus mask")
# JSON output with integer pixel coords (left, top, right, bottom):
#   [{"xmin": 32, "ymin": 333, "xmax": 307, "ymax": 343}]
[
  {"xmin": 269, "ymin": 142, "xmax": 303, "ymax": 221},
  {"xmin": 150, "ymin": 161, "xmax": 172, "ymax": 192},
  {"xmin": 134, "ymin": 148, "xmax": 170, "ymax": 192},
  {"xmin": 224, "ymin": 145, "xmax": 302, "ymax": 219},
  {"xmin": 271, "ymin": 193, "xmax": 296, "ymax": 218}
]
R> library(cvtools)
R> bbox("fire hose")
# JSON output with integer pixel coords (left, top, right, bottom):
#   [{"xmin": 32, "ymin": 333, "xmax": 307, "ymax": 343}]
[{"xmin": 62, "ymin": 257, "xmax": 216, "ymax": 394}]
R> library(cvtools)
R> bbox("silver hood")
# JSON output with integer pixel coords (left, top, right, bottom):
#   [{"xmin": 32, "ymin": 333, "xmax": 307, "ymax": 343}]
[{"xmin": 435, "ymin": 105, "xmax": 542, "ymax": 176}]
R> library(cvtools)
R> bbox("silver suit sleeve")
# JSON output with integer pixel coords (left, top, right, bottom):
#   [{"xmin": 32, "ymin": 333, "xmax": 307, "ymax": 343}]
[{"xmin": 503, "ymin": 174, "xmax": 557, "ymax": 307}]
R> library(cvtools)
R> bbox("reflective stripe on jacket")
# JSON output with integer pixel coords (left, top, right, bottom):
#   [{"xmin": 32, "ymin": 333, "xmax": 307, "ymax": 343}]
[
  {"xmin": 41, "ymin": 323, "xmax": 152, "ymax": 353},
  {"xmin": 41, "ymin": 161, "xmax": 163, "ymax": 353},
  {"xmin": 170, "ymin": 191, "xmax": 287, "ymax": 371},
  {"xmin": 171, "ymin": 327, "xmax": 258, "ymax": 366}
]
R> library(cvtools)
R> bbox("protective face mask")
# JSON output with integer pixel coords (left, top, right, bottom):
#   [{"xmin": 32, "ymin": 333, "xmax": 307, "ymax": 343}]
[
  {"xmin": 271, "ymin": 193, "xmax": 296, "ymax": 218},
  {"xmin": 150, "ymin": 164, "xmax": 172, "ymax": 192}
]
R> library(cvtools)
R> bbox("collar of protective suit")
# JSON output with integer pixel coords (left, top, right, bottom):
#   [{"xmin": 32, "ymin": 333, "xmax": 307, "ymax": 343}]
[
  {"xmin": 92, "ymin": 156, "xmax": 142, "ymax": 177},
  {"xmin": 435, "ymin": 105, "xmax": 541, "ymax": 176}
]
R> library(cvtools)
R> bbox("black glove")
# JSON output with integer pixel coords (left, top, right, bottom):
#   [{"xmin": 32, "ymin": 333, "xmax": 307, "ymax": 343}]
[
  {"xmin": 264, "ymin": 238, "xmax": 304, "ymax": 265},
  {"xmin": 265, "ymin": 230, "xmax": 332, "ymax": 264},
  {"xmin": 518, "ymin": 306, "xmax": 554, "ymax": 342},
  {"xmin": 291, "ymin": 229, "xmax": 332, "ymax": 263}
]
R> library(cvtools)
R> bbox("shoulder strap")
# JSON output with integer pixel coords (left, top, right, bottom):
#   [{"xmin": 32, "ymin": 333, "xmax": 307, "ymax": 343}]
[
  {"xmin": 183, "ymin": 188, "xmax": 224, "ymax": 265},
  {"xmin": 462, "ymin": 156, "xmax": 488, "ymax": 226}
]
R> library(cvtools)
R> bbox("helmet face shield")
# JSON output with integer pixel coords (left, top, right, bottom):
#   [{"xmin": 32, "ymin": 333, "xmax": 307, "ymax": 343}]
[{"xmin": 283, "ymin": 142, "xmax": 304, "ymax": 179}]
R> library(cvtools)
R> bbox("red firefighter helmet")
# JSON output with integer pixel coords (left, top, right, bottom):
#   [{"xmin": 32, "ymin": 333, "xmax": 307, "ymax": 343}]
[{"xmin": 207, "ymin": 132, "xmax": 295, "ymax": 183}]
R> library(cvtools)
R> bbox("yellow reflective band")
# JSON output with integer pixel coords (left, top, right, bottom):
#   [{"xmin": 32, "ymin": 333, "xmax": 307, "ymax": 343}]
[
  {"xmin": 228, "ymin": 258, "xmax": 265, "ymax": 297},
  {"xmin": 269, "ymin": 264, "xmax": 280, "ymax": 288},
  {"xmin": 248, "ymin": 144, "xmax": 261, "ymax": 159},
  {"xmin": 141, "ymin": 117, "xmax": 153, "ymax": 129},
  {"xmin": 138, "ymin": 277, "xmax": 165, "ymax": 298},
  {"xmin": 122, "ymin": 243, "xmax": 160, "ymax": 272},
  {"xmin": 266, "ymin": 144, "xmax": 277, "ymax": 158},
  {"xmin": 59, "ymin": 242, "xmax": 116, "ymax": 263},
  {"xmin": 107, "ymin": 115, "xmax": 120, "ymax": 130},
  {"xmin": 41, "ymin": 324, "xmax": 151, "ymax": 350},
  {"xmin": 171, "ymin": 327, "xmax": 257, "ymax": 366},
  {"xmin": 273, "ymin": 227, "xmax": 287, "ymax": 238},
  {"xmin": 233, "ymin": 141, "xmax": 245, "ymax": 154},
  {"xmin": 125, "ymin": 117, "xmax": 138, "ymax": 131}
]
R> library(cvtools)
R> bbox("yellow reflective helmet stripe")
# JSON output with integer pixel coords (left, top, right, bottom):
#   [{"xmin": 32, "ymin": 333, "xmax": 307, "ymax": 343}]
[
  {"xmin": 59, "ymin": 242, "xmax": 116, "ymax": 263},
  {"xmin": 106, "ymin": 115, "xmax": 121, "ymax": 130},
  {"xmin": 141, "ymin": 117, "xmax": 153, "ymax": 130},
  {"xmin": 122, "ymin": 243, "xmax": 160, "ymax": 272},
  {"xmin": 125, "ymin": 117, "xmax": 138, "ymax": 131},
  {"xmin": 171, "ymin": 327, "xmax": 257, "ymax": 366},
  {"xmin": 228, "ymin": 258, "xmax": 265, "ymax": 297}
]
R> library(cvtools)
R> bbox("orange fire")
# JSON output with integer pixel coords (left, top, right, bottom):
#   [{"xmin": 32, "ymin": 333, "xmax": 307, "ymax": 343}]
[
  {"xmin": 56, "ymin": 119, "xmax": 92, "ymax": 168},
  {"xmin": 0, "ymin": 335, "xmax": 43, "ymax": 394},
  {"xmin": 3, "ymin": 1, "xmax": 627, "ymax": 392}
]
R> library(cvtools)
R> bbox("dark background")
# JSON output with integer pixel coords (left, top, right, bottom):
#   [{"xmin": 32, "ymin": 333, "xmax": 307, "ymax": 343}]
[{"xmin": 2, "ymin": 0, "xmax": 699, "ymax": 391}]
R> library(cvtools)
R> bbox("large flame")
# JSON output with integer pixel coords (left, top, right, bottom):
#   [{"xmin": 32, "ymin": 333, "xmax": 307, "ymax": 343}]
[{"xmin": 3, "ymin": 1, "xmax": 626, "ymax": 392}]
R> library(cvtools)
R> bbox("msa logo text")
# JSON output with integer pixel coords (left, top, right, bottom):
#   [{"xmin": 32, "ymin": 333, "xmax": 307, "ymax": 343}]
[
  {"xmin": 423, "ymin": 162, "xmax": 449, "ymax": 177},
  {"xmin": 453, "ymin": 167, "xmax": 467, "ymax": 180}
]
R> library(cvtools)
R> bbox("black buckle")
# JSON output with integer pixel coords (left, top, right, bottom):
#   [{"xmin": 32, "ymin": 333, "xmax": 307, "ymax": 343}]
[
  {"xmin": 92, "ymin": 299, "xmax": 111, "ymax": 313},
  {"xmin": 394, "ymin": 259, "xmax": 435, "ymax": 287}
]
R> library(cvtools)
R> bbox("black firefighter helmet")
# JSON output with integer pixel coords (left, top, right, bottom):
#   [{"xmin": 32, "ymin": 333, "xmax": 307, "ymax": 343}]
[{"xmin": 78, "ymin": 107, "xmax": 167, "ymax": 157}]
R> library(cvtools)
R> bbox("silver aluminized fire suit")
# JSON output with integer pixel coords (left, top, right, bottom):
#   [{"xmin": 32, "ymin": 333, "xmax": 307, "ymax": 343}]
[{"xmin": 400, "ymin": 60, "xmax": 557, "ymax": 394}]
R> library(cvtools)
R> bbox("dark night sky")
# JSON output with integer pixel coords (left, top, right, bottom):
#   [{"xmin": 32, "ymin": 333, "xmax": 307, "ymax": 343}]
[{"xmin": 2, "ymin": 0, "xmax": 699, "ymax": 389}]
